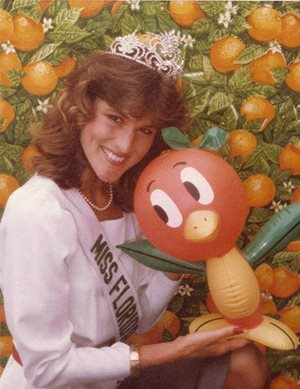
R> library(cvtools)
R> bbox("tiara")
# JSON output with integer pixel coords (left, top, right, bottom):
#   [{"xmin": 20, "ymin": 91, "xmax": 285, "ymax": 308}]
[{"xmin": 109, "ymin": 30, "xmax": 184, "ymax": 80}]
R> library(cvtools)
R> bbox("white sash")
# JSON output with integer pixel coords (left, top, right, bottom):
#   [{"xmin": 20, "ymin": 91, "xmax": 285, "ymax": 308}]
[{"xmin": 66, "ymin": 193, "xmax": 142, "ymax": 342}]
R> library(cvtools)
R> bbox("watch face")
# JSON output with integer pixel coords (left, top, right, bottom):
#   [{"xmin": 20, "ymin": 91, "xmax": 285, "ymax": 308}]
[{"xmin": 131, "ymin": 351, "xmax": 139, "ymax": 361}]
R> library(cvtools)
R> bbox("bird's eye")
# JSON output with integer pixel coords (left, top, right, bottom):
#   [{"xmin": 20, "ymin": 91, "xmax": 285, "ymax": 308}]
[
  {"xmin": 180, "ymin": 167, "xmax": 214, "ymax": 205},
  {"xmin": 150, "ymin": 189, "xmax": 182, "ymax": 228}
]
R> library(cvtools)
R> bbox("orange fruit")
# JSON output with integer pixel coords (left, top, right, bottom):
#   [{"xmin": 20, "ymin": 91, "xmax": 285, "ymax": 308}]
[
  {"xmin": 39, "ymin": 0, "xmax": 55, "ymax": 13},
  {"xmin": 168, "ymin": 1, "xmax": 204, "ymax": 27},
  {"xmin": 269, "ymin": 267, "xmax": 300, "ymax": 298},
  {"xmin": 68, "ymin": 0, "xmax": 106, "ymax": 18},
  {"xmin": 285, "ymin": 62, "xmax": 300, "ymax": 92},
  {"xmin": 0, "ymin": 8, "xmax": 14, "ymax": 43},
  {"xmin": 0, "ymin": 304, "xmax": 6, "ymax": 323},
  {"xmin": 228, "ymin": 129, "xmax": 257, "ymax": 162},
  {"xmin": 206, "ymin": 292, "xmax": 219, "ymax": 313},
  {"xmin": 111, "ymin": 0, "xmax": 124, "ymax": 16},
  {"xmin": 248, "ymin": 51, "xmax": 286, "ymax": 85},
  {"xmin": 21, "ymin": 61, "xmax": 58, "ymax": 96},
  {"xmin": 158, "ymin": 310, "xmax": 180, "ymax": 338},
  {"xmin": 0, "ymin": 52, "xmax": 22, "ymax": 87},
  {"xmin": 254, "ymin": 263, "xmax": 274, "ymax": 291},
  {"xmin": 209, "ymin": 36, "xmax": 245, "ymax": 73},
  {"xmin": 0, "ymin": 97, "xmax": 15, "ymax": 132},
  {"xmin": 279, "ymin": 144, "xmax": 300, "ymax": 176},
  {"xmin": 54, "ymin": 56, "xmax": 76, "ymax": 78},
  {"xmin": 0, "ymin": 336, "xmax": 13, "ymax": 357},
  {"xmin": 11, "ymin": 14, "xmax": 44, "ymax": 52},
  {"xmin": 21, "ymin": 143, "xmax": 41, "ymax": 171},
  {"xmin": 279, "ymin": 305, "xmax": 300, "ymax": 333},
  {"xmin": 0, "ymin": 174, "xmax": 20, "ymax": 206},
  {"xmin": 0, "ymin": 365, "xmax": 4, "ymax": 376},
  {"xmin": 270, "ymin": 375, "xmax": 300, "ymax": 389},
  {"xmin": 286, "ymin": 240, "xmax": 300, "ymax": 251},
  {"xmin": 277, "ymin": 13, "xmax": 300, "ymax": 48},
  {"xmin": 262, "ymin": 299, "xmax": 278, "ymax": 314},
  {"xmin": 243, "ymin": 174, "xmax": 276, "ymax": 208},
  {"xmin": 290, "ymin": 188, "xmax": 300, "ymax": 203},
  {"xmin": 247, "ymin": 7, "xmax": 282, "ymax": 42},
  {"xmin": 240, "ymin": 96, "xmax": 276, "ymax": 132},
  {"xmin": 126, "ymin": 310, "xmax": 180, "ymax": 346}
]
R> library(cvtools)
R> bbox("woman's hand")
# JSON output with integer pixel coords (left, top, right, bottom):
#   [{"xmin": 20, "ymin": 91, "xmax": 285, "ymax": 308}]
[
  {"xmin": 172, "ymin": 325, "xmax": 248, "ymax": 360},
  {"xmin": 140, "ymin": 325, "xmax": 248, "ymax": 369}
]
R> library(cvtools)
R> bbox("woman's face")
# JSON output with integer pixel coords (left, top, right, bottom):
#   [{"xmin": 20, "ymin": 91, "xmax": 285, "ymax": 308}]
[{"xmin": 80, "ymin": 99, "xmax": 158, "ymax": 183}]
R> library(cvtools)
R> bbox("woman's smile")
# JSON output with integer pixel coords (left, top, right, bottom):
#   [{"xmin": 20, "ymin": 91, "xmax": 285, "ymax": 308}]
[{"xmin": 80, "ymin": 99, "xmax": 157, "ymax": 183}]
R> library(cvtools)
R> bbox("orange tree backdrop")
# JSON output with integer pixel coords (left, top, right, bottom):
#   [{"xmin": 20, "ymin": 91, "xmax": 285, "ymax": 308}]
[{"xmin": 0, "ymin": 0, "xmax": 299, "ymax": 386}]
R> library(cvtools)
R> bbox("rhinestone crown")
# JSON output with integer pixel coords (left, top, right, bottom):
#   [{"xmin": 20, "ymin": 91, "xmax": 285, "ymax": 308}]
[{"xmin": 109, "ymin": 30, "xmax": 184, "ymax": 80}]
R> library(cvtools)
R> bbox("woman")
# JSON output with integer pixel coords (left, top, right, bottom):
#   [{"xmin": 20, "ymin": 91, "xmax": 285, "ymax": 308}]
[{"xmin": 0, "ymin": 32, "xmax": 267, "ymax": 389}]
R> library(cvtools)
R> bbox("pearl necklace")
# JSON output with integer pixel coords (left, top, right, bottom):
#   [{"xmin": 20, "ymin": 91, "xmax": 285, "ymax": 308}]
[{"xmin": 77, "ymin": 183, "xmax": 113, "ymax": 212}]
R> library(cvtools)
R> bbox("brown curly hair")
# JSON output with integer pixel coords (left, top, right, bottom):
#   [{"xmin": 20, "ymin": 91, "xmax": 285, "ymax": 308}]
[{"xmin": 31, "ymin": 52, "xmax": 190, "ymax": 211}]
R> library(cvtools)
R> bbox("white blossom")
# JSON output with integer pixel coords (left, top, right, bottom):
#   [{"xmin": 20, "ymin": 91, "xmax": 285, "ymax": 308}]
[
  {"xmin": 42, "ymin": 17, "xmax": 54, "ymax": 33},
  {"xmin": 180, "ymin": 34, "xmax": 195, "ymax": 49},
  {"xmin": 178, "ymin": 284, "xmax": 194, "ymax": 297},
  {"xmin": 269, "ymin": 200, "xmax": 287, "ymax": 213},
  {"xmin": 36, "ymin": 98, "xmax": 53, "ymax": 114},
  {"xmin": 225, "ymin": 1, "xmax": 238, "ymax": 15},
  {"xmin": 1, "ymin": 41, "xmax": 16, "ymax": 54},
  {"xmin": 218, "ymin": 11, "xmax": 232, "ymax": 28},
  {"xmin": 269, "ymin": 41, "xmax": 282, "ymax": 54},
  {"xmin": 283, "ymin": 180, "xmax": 296, "ymax": 193},
  {"xmin": 125, "ymin": 0, "xmax": 141, "ymax": 11}
]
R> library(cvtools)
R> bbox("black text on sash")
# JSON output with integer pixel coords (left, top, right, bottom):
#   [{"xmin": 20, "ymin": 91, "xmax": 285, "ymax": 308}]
[{"xmin": 91, "ymin": 234, "xmax": 139, "ymax": 341}]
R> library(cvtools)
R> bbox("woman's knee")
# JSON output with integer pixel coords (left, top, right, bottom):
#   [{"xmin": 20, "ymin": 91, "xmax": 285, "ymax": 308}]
[{"xmin": 224, "ymin": 343, "xmax": 268, "ymax": 389}]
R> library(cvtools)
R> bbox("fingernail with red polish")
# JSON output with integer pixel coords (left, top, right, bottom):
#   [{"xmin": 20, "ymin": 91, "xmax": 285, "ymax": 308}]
[{"xmin": 233, "ymin": 327, "xmax": 245, "ymax": 334}]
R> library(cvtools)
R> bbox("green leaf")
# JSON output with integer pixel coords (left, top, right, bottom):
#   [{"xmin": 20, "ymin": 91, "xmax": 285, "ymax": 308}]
[
  {"xmin": 17, "ymin": 3, "xmax": 41, "ymax": 22},
  {"xmin": 252, "ymin": 156, "xmax": 270, "ymax": 175},
  {"xmin": 0, "ymin": 142, "xmax": 23, "ymax": 162},
  {"xmin": 199, "ymin": 1, "xmax": 226, "ymax": 17},
  {"xmin": 247, "ymin": 208, "xmax": 274, "ymax": 224},
  {"xmin": 271, "ymin": 168, "xmax": 292, "ymax": 185},
  {"xmin": 230, "ymin": 15, "xmax": 249, "ymax": 35},
  {"xmin": 278, "ymin": 97, "xmax": 297, "ymax": 120},
  {"xmin": 120, "ymin": 12, "xmax": 138, "ymax": 35},
  {"xmin": 189, "ymin": 90, "xmax": 211, "ymax": 116},
  {"xmin": 11, "ymin": 0, "xmax": 37, "ymax": 11},
  {"xmin": 138, "ymin": 13, "xmax": 157, "ymax": 33},
  {"xmin": 192, "ymin": 18, "xmax": 213, "ymax": 35},
  {"xmin": 54, "ymin": 8, "xmax": 81, "ymax": 25},
  {"xmin": 6, "ymin": 69, "xmax": 25, "ymax": 87},
  {"xmin": 0, "ymin": 155, "xmax": 14, "ymax": 174},
  {"xmin": 207, "ymin": 92, "xmax": 234, "ymax": 115},
  {"xmin": 220, "ymin": 104, "xmax": 238, "ymax": 131},
  {"xmin": 46, "ymin": 0, "xmax": 68, "ymax": 17},
  {"xmin": 162, "ymin": 127, "xmax": 191, "ymax": 149},
  {"xmin": 118, "ymin": 239, "xmax": 204, "ymax": 274},
  {"xmin": 198, "ymin": 127, "xmax": 228, "ymax": 150},
  {"xmin": 28, "ymin": 42, "xmax": 62, "ymax": 64},
  {"xmin": 187, "ymin": 55, "xmax": 203, "ymax": 72},
  {"xmin": 156, "ymin": 10, "xmax": 178, "ymax": 31},
  {"xmin": 48, "ymin": 24, "xmax": 91, "ymax": 44},
  {"xmin": 229, "ymin": 66, "xmax": 254, "ymax": 93},
  {"xmin": 235, "ymin": 45, "xmax": 267, "ymax": 65},
  {"xmin": 262, "ymin": 143, "xmax": 281, "ymax": 164},
  {"xmin": 271, "ymin": 67, "xmax": 289, "ymax": 85},
  {"xmin": 140, "ymin": 1, "xmax": 161, "ymax": 16},
  {"xmin": 184, "ymin": 71, "xmax": 207, "ymax": 86},
  {"xmin": 251, "ymin": 84, "xmax": 279, "ymax": 98}
]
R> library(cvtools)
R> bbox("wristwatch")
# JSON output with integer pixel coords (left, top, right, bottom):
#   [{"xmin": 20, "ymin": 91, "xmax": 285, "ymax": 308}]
[{"xmin": 129, "ymin": 344, "xmax": 140, "ymax": 377}]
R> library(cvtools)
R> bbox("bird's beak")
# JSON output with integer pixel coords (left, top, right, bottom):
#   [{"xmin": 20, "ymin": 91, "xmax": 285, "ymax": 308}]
[{"xmin": 184, "ymin": 210, "xmax": 220, "ymax": 242}]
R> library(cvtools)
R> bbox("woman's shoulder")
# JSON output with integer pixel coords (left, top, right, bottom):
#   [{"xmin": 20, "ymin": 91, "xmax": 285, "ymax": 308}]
[{"xmin": 3, "ymin": 175, "xmax": 72, "ymax": 222}]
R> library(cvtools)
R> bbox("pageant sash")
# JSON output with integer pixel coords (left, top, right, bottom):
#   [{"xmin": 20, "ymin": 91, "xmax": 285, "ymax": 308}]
[{"xmin": 67, "ymin": 192, "xmax": 142, "ymax": 343}]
